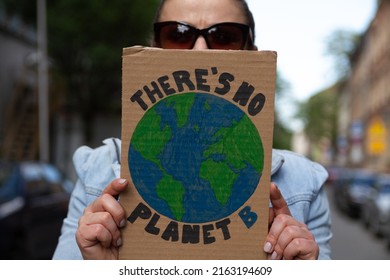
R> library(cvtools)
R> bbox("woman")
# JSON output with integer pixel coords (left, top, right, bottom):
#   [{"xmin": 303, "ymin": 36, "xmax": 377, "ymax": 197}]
[{"xmin": 53, "ymin": 0, "xmax": 332, "ymax": 260}]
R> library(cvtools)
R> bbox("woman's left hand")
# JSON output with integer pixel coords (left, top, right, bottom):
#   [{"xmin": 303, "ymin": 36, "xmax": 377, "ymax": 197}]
[{"xmin": 263, "ymin": 183, "xmax": 319, "ymax": 260}]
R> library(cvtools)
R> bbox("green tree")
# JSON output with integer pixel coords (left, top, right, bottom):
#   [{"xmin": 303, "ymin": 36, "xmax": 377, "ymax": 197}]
[
  {"xmin": 273, "ymin": 72, "xmax": 293, "ymax": 150},
  {"xmin": 296, "ymin": 84, "xmax": 340, "ymax": 149},
  {"xmin": 1, "ymin": 0, "xmax": 160, "ymax": 143},
  {"xmin": 324, "ymin": 29, "xmax": 361, "ymax": 81},
  {"xmin": 2, "ymin": 0, "xmax": 292, "ymax": 148},
  {"xmin": 47, "ymin": 0, "xmax": 160, "ymax": 142},
  {"xmin": 295, "ymin": 29, "xmax": 361, "ymax": 157}
]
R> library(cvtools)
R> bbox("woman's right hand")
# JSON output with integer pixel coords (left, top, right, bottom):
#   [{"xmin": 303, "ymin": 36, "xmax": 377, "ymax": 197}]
[
  {"xmin": 76, "ymin": 178, "xmax": 128, "ymax": 260},
  {"xmin": 264, "ymin": 183, "xmax": 319, "ymax": 260}
]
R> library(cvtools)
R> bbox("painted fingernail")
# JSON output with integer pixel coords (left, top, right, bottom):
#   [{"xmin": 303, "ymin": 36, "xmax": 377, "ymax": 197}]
[
  {"xmin": 118, "ymin": 178, "xmax": 127, "ymax": 185},
  {"xmin": 263, "ymin": 242, "xmax": 272, "ymax": 253},
  {"xmin": 119, "ymin": 219, "xmax": 126, "ymax": 228},
  {"xmin": 116, "ymin": 238, "xmax": 122, "ymax": 247},
  {"xmin": 271, "ymin": 251, "xmax": 278, "ymax": 260}
]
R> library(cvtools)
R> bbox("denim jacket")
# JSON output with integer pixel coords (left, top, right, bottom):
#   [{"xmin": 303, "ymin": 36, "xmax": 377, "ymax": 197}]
[{"xmin": 53, "ymin": 138, "xmax": 332, "ymax": 259}]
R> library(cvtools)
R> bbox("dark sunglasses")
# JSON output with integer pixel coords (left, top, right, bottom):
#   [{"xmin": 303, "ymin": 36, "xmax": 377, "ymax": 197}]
[{"xmin": 153, "ymin": 21, "xmax": 252, "ymax": 50}]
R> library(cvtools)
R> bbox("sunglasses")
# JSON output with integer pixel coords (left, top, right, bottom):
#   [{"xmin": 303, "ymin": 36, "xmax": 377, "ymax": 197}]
[{"xmin": 153, "ymin": 21, "xmax": 252, "ymax": 50}]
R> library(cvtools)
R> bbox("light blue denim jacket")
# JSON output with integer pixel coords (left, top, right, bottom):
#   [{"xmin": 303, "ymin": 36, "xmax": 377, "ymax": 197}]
[{"xmin": 53, "ymin": 138, "xmax": 332, "ymax": 260}]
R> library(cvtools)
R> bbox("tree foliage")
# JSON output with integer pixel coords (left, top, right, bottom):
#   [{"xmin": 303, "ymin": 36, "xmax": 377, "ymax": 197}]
[
  {"xmin": 2, "ymin": 0, "xmax": 293, "ymax": 148},
  {"xmin": 295, "ymin": 29, "xmax": 361, "ymax": 155},
  {"xmin": 273, "ymin": 72, "xmax": 293, "ymax": 150},
  {"xmin": 296, "ymin": 83, "xmax": 340, "ymax": 153},
  {"xmin": 324, "ymin": 29, "xmax": 360, "ymax": 81},
  {"xmin": 1, "ymin": 0, "xmax": 160, "ymax": 141}
]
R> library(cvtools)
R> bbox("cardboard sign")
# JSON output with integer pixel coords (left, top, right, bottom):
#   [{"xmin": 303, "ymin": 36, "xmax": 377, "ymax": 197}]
[{"xmin": 120, "ymin": 46, "xmax": 277, "ymax": 259}]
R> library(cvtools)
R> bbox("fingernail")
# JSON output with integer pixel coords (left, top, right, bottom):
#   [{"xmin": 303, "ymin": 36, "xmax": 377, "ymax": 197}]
[
  {"xmin": 116, "ymin": 238, "xmax": 122, "ymax": 247},
  {"xmin": 263, "ymin": 242, "xmax": 272, "ymax": 253},
  {"xmin": 118, "ymin": 178, "xmax": 127, "ymax": 185},
  {"xmin": 119, "ymin": 219, "xmax": 126, "ymax": 228},
  {"xmin": 271, "ymin": 251, "xmax": 278, "ymax": 260}
]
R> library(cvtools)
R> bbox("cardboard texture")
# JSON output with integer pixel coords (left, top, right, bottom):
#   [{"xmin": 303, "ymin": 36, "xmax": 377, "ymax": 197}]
[{"xmin": 120, "ymin": 46, "xmax": 277, "ymax": 260}]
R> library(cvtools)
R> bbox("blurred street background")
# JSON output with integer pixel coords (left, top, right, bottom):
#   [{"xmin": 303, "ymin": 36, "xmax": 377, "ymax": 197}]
[
  {"xmin": 1, "ymin": 0, "xmax": 390, "ymax": 259},
  {"xmin": 327, "ymin": 180, "xmax": 390, "ymax": 259}
]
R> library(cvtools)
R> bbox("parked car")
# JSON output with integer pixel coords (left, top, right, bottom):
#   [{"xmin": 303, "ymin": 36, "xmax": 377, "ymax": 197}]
[
  {"xmin": 385, "ymin": 223, "xmax": 390, "ymax": 250},
  {"xmin": 332, "ymin": 168, "xmax": 354, "ymax": 213},
  {"xmin": 0, "ymin": 161, "xmax": 73, "ymax": 259},
  {"xmin": 333, "ymin": 168, "xmax": 377, "ymax": 218},
  {"xmin": 324, "ymin": 164, "xmax": 345, "ymax": 185},
  {"xmin": 362, "ymin": 174, "xmax": 390, "ymax": 237}
]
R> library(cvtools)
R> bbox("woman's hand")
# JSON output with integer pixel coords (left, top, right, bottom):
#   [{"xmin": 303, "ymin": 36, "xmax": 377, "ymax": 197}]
[
  {"xmin": 263, "ymin": 183, "xmax": 319, "ymax": 260},
  {"xmin": 76, "ymin": 178, "xmax": 128, "ymax": 260}
]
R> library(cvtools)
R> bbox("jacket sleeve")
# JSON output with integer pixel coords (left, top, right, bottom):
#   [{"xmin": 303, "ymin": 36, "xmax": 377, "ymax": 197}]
[
  {"xmin": 306, "ymin": 182, "xmax": 333, "ymax": 260},
  {"xmin": 52, "ymin": 178, "xmax": 87, "ymax": 259},
  {"xmin": 271, "ymin": 149, "xmax": 332, "ymax": 260},
  {"xmin": 52, "ymin": 138, "xmax": 121, "ymax": 259}
]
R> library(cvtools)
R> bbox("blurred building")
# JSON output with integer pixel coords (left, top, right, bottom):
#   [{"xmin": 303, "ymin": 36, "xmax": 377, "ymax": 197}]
[
  {"xmin": 0, "ymin": 9, "xmax": 38, "ymax": 161},
  {"xmin": 0, "ymin": 8, "xmax": 122, "ymax": 182},
  {"xmin": 337, "ymin": 0, "xmax": 390, "ymax": 172},
  {"xmin": 0, "ymin": 8, "xmax": 82, "ymax": 181}
]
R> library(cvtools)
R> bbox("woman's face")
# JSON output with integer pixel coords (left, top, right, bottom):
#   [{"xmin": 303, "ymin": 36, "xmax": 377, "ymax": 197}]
[{"xmin": 158, "ymin": 0, "xmax": 252, "ymax": 50}]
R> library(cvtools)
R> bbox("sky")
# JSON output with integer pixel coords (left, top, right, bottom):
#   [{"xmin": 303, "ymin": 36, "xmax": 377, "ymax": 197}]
[{"xmin": 246, "ymin": 0, "xmax": 377, "ymax": 127}]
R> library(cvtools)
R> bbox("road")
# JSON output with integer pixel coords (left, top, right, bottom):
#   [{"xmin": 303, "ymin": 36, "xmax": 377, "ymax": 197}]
[{"xmin": 326, "ymin": 186, "xmax": 390, "ymax": 260}]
